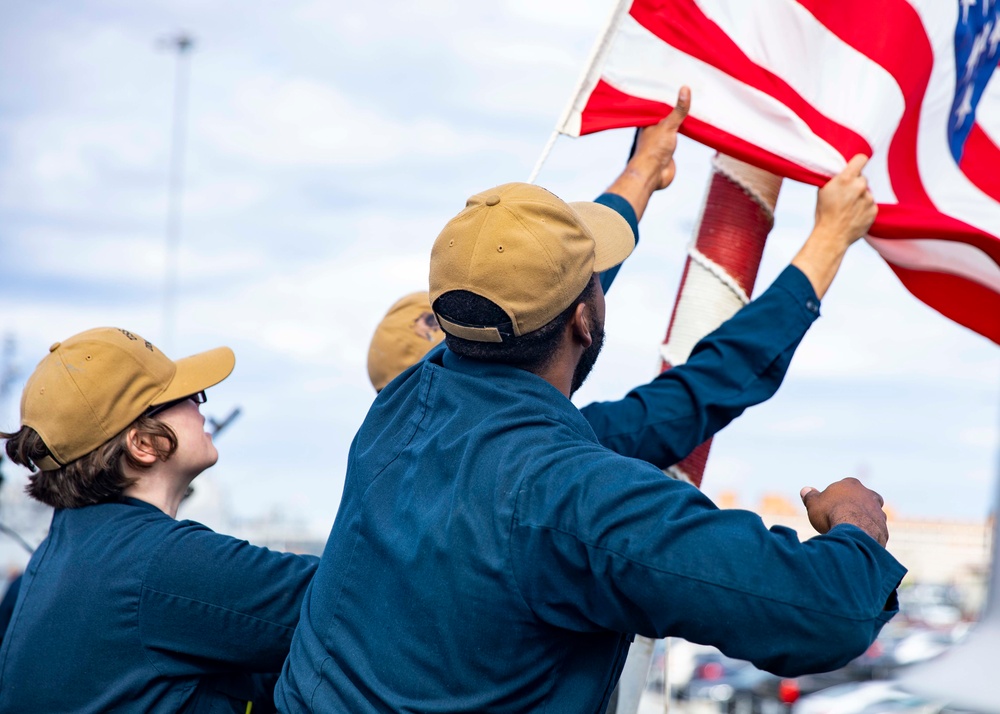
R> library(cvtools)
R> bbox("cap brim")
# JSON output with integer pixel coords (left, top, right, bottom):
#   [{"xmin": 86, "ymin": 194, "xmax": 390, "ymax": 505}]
[
  {"xmin": 151, "ymin": 346, "xmax": 236, "ymax": 405},
  {"xmin": 569, "ymin": 201, "xmax": 636, "ymax": 273}
]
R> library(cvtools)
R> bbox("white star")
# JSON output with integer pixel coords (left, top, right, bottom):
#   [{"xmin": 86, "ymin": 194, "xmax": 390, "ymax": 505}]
[
  {"xmin": 967, "ymin": 24, "xmax": 990, "ymax": 77},
  {"xmin": 956, "ymin": 84, "xmax": 975, "ymax": 127},
  {"xmin": 962, "ymin": 0, "xmax": 977, "ymax": 24},
  {"xmin": 990, "ymin": 19, "xmax": 1000, "ymax": 54}
]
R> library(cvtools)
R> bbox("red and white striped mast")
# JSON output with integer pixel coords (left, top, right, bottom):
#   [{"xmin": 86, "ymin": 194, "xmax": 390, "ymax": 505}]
[{"xmin": 660, "ymin": 155, "xmax": 781, "ymax": 488}]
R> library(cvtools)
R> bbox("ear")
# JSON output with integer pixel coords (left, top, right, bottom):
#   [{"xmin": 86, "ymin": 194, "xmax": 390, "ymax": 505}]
[
  {"xmin": 570, "ymin": 302, "xmax": 593, "ymax": 349},
  {"xmin": 125, "ymin": 428, "xmax": 160, "ymax": 466}
]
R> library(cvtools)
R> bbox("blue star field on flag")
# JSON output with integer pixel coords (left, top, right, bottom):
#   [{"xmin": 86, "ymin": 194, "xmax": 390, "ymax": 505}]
[{"xmin": 950, "ymin": 0, "xmax": 1000, "ymax": 161}]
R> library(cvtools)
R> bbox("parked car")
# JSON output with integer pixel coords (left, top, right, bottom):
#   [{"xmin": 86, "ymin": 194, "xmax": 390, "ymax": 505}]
[
  {"xmin": 667, "ymin": 623, "xmax": 968, "ymax": 713},
  {"xmin": 675, "ymin": 652, "xmax": 751, "ymax": 703},
  {"xmin": 720, "ymin": 666, "xmax": 795, "ymax": 714},
  {"xmin": 717, "ymin": 636, "xmax": 901, "ymax": 712},
  {"xmin": 792, "ymin": 681, "xmax": 921, "ymax": 714},
  {"xmin": 736, "ymin": 623, "xmax": 966, "ymax": 711},
  {"xmin": 890, "ymin": 628, "xmax": 960, "ymax": 667},
  {"xmin": 795, "ymin": 680, "xmax": 990, "ymax": 714},
  {"xmin": 673, "ymin": 654, "xmax": 796, "ymax": 714}
]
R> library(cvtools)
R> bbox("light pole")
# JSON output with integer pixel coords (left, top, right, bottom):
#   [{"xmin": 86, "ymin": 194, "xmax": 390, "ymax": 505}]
[
  {"xmin": 0, "ymin": 334, "xmax": 17, "ymax": 406},
  {"xmin": 0, "ymin": 333, "xmax": 33, "ymax": 555},
  {"xmin": 161, "ymin": 32, "xmax": 195, "ymax": 353}
]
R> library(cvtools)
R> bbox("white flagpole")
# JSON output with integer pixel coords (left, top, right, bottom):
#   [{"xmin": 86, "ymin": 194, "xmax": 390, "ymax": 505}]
[
  {"xmin": 526, "ymin": 0, "xmax": 632, "ymax": 184},
  {"xmin": 527, "ymin": 128, "xmax": 561, "ymax": 185}
]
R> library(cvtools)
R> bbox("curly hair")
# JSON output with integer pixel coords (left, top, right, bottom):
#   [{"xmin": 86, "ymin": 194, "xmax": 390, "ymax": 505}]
[{"xmin": 1, "ymin": 416, "xmax": 178, "ymax": 509}]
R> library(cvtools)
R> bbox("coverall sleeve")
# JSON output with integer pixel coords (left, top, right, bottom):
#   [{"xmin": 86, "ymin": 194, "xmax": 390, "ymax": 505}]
[
  {"xmin": 580, "ymin": 266, "xmax": 821, "ymax": 468},
  {"xmin": 137, "ymin": 522, "xmax": 319, "ymax": 675},
  {"xmin": 594, "ymin": 192, "xmax": 639, "ymax": 293},
  {"xmin": 510, "ymin": 450, "xmax": 905, "ymax": 677}
]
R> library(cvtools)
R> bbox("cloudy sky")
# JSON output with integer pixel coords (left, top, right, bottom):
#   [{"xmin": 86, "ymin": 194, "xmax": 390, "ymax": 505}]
[{"xmin": 1, "ymin": 0, "xmax": 998, "ymax": 550}]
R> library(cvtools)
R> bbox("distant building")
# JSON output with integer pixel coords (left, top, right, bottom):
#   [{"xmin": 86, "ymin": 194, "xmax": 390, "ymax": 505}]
[{"xmin": 716, "ymin": 491, "xmax": 993, "ymax": 617}]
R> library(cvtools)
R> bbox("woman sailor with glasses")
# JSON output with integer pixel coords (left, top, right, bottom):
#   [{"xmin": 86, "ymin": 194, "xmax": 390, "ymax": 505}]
[{"xmin": 0, "ymin": 327, "xmax": 316, "ymax": 713}]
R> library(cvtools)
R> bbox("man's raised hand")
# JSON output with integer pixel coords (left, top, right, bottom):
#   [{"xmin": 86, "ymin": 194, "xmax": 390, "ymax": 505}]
[
  {"xmin": 605, "ymin": 86, "xmax": 692, "ymax": 221},
  {"xmin": 632, "ymin": 85, "xmax": 691, "ymax": 191},
  {"xmin": 791, "ymin": 154, "xmax": 879, "ymax": 299},
  {"xmin": 814, "ymin": 154, "xmax": 878, "ymax": 248}
]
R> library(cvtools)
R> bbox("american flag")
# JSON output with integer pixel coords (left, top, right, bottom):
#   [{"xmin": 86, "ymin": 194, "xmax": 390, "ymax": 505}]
[{"xmin": 559, "ymin": 0, "xmax": 1000, "ymax": 344}]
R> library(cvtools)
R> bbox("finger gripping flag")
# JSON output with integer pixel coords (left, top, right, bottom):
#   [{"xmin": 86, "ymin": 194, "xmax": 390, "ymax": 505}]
[{"xmin": 561, "ymin": 0, "xmax": 1000, "ymax": 344}]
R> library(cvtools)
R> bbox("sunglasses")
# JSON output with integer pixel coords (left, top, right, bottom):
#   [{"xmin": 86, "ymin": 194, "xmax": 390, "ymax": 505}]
[{"xmin": 145, "ymin": 390, "xmax": 207, "ymax": 418}]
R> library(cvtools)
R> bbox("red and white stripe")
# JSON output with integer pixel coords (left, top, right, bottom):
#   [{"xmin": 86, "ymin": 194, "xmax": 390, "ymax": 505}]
[
  {"xmin": 560, "ymin": 0, "xmax": 1000, "ymax": 344},
  {"xmin": 661, "ymin": 154, "xmax": 781, "ymax": 487}
]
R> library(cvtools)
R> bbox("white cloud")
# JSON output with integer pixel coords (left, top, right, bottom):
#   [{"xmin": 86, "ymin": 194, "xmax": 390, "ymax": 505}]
[
  {"xmin": 959, "ymin": 426, "xmax": 1000, "ymax": 449},
  {"xmin": 503, "ymin": 0, "xmax": 614, "ymax": 30},
  {"xmin": 198, "ymin": 75, "xmax": 527, "ymax": 168},
  {"xmin": 766, "ymin": 415, "xmax": 827, "ymax": 435}
]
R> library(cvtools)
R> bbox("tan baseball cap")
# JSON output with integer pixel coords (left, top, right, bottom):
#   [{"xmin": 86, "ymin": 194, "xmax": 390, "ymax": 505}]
[
  {"xmin": 367, "ymin": 292, "xmax": 445, "ymax": 392},
  {"xmin": 19, "ymin": 327, "xmax": 235, "ymax": 471},
  {"xmin": 429, "ymin": 182, "xmax": 634, "ymax": 342}
]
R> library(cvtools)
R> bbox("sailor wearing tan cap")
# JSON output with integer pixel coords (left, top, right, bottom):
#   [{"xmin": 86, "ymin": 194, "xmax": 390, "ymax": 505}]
[
  {"xmin": 367, "ymin": 292, "xmax": 445, "ymax": 393},
  {"xmin": 0, "ymin": 328, "xmax": 316, "ymax": 713},
  {"xmin": 278, "ymin": 94, "xmax": 905, "ymax": 713}
]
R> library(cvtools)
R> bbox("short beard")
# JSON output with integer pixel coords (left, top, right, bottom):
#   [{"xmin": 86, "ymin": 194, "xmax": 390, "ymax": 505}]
[{"xmin": 569, "ymin": 308, "xmax": 605, "ymax": 396}]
